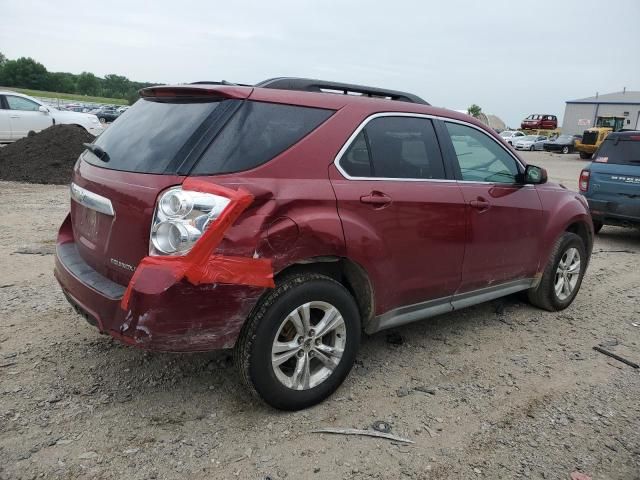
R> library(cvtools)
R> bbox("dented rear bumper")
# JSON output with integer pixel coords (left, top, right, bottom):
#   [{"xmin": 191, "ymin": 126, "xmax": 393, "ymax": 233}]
[{"xmin": 54, "ymin": 219, "xmax": 267, "ymax": 352}]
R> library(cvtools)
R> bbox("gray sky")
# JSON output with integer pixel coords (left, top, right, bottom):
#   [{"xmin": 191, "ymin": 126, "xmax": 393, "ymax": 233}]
[{"xmin": 2, "ymin": 0, "xmax": 639, "ymax": 126}]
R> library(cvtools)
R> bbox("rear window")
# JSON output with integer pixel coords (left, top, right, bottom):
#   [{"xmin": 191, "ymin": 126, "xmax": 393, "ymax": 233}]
[
  {"xmin": 191, "ymin": 101, "xmax": 333, "ymax": 175},
  {"xmin": 87, "ymin": 98, "xmax": 223, "ymax": 173},
  {"xmin": 595, "ymin": 137, "xmax": 640, "ymax": 165}
]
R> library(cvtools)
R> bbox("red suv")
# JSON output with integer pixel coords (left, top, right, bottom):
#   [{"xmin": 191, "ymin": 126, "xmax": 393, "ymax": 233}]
[
  {"xmin": 521, "ymin": 114, "xmax": 558, "ymax": 130},
  {"xmin": 55, "ymin": 78, "xmax": 593, "ymax": 410}
]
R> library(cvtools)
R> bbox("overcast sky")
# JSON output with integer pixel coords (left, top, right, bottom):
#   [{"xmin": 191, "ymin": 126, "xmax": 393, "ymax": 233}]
[{"xmin": 2, "ymin": 0, "xmax": 639, "ymax": 126}]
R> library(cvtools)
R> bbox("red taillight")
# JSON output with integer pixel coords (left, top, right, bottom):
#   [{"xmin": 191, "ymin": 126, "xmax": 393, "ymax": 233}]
[{"xmin": 579, "ymin": 169, "xmax": 590, "ymax": 192}]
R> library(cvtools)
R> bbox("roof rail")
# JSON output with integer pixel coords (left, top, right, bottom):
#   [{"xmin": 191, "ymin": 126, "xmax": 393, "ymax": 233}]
[{"xmin": 255, "ymin": 77, "xmax": 429, "ymax": 105}]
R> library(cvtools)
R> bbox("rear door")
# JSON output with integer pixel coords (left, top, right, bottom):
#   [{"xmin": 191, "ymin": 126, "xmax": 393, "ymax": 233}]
[
  {"xmin": 5, "ymin": 94, "xmax": 53, "ymax": 139},
  {"xmin": 330, "ymin": 114, "xmax": 466, "ymax": 314},
  {"xmin": 439, "ymin": 120, "xmax": 544, "ymax": 293}
]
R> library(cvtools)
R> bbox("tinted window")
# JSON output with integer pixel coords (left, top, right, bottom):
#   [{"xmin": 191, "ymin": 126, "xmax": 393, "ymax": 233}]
[
  {"xmin": 360, "ymin": 116, "xmax": 445, "ymax": 179},
  {"xmin": 193, "ymin": 102, "xmax": 333, "ymax": 175},
  {"xmin": 445, "ymin": 122, "xmax": 520, "ymax": 183},
  {"xmin": 340, "ymin": 131, "xmax": 372, "ymax": 177},
  {"xmin": 6, "ymin": 95, "xmax": 40, "ymax": 111},
  {"xmin": 87, "ymin": 98, "xmax": 222, "ymax": 173},
  {"xmin": 595, "ymin": 137, "xmax": 640, "ymax": 165}
]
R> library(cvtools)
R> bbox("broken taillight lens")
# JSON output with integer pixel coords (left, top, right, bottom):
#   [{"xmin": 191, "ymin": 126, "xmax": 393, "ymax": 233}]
[{"xmin": 149, "ymin": 187, "xmax": 230, "ymax": 256}]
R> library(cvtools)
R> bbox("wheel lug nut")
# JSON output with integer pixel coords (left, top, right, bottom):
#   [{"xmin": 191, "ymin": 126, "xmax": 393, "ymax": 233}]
[
  {"xmin": 297, "ymin": 336, "xmax": 304, "ymax": 345},
  {"xmin": 309, "ymin": 329, "xmax": 315, "ymax": 337},
  {"xmin": 315, "ymin": 339, "xmax": 321, "ymax": 346},
  {"xmin": 297, "ymin": 350, "xmax": 304, "ymax": 358}
]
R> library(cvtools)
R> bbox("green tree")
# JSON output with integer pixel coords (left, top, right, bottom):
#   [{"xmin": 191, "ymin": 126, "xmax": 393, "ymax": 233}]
[
  {"xmin": 0, "ymin": 51, "xmax": 6, "ymax": 66},
  {"xmin": 467, "ymin": 104, "xmax": 482, "ymax": 118},
  {"xmin": 0, "ymin": 57, "xmax": 48, "ymax": 90},
  {"xmin": 76, "ymin": 71, "xmax": 100, "ymax": 95},
  {"xmin": 103, "ymin": 74, "xmax": 130, "ymax": 97}
]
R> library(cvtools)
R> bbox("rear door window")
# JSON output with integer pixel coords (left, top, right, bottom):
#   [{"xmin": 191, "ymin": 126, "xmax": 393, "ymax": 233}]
[
  {"xmin": 192, "ymin": 102, "xmax": 333, "ymax": 175},
  {"xmin": 338, "ymin": 116, "xmax": 446, "ymax": 180},
  {"xmin": 595, "ymin": 137, "xmax": 640, "ymax": 165}
]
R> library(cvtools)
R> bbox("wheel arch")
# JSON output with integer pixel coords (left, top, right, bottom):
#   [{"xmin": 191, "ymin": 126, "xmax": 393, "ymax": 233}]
[{"xmin": 274, "ymin": 256, "xmax": 375, "ymax": 329}]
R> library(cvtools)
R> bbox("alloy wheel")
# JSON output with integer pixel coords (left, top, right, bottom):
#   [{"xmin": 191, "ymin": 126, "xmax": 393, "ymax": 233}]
[
  {"xmin": 271, "ymin": 301, "xmax": 346, "ymax": 390},
  {"xmin": 554, "ymin": 247, "xmax": 581, "ymax": 301}
]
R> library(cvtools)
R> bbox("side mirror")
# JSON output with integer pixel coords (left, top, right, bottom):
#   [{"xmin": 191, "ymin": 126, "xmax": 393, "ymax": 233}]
[
  {"xmin": 521, "ymin": 164, "xmax": 547, "ymax": 184},
  {"xmin": 38, "ymin": 105, "xmax": 49, "ymax": 114}
]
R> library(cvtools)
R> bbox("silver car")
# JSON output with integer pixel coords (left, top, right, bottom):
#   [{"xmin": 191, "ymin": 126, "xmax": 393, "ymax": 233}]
[
  {"xmin": 499, "ymin": 130, "xmax": 527, "ymax": 145},
  {"xmin": 514, "ymin": 135, "xmax": 548, "ymax": 151}
]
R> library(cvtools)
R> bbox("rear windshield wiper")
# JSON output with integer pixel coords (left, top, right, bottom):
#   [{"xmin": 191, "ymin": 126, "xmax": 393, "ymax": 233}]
[{"xmin": 83, "ymin": 143, "xmax": 110, "ymax": 162}]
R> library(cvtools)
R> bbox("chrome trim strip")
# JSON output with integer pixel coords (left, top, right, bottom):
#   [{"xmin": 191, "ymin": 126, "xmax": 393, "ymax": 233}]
[
  {"xmin": 365, "ymin": 278, "xmax": 535, "ymax": 334},
  {"xmin": 333, "ymin": 111, "xmax": 526, "ymax": 182},
  {"xmin": 70, "ymin": 182, "xmax": 115, "ymax": 216}
]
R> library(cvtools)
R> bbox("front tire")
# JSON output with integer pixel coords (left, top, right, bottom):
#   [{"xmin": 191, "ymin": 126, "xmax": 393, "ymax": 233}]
[
  {"xmin": 99, "ymin": 117, "xmax": 106, "ymax": 124},
  {"xmin": 528, "ymin": 232, "xmax": 587, "ymax": 311},
  {"xmin": 234, "ymin": 273, "xmax": 361, "ymax": 410},
  {"xmin": 579, "ymin": 151, "xmax": 592, "ymax": 159},
  {"xmin": 529, "ymin": 145, "xmax": 534, "ymax": 151},
  {"xmin": 561, "ymin": 146, "xmax": 569, "ymax": 154}
]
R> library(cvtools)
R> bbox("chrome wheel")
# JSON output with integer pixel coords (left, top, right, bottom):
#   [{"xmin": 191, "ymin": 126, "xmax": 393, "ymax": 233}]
[
  {"xmin": 554, "ymin": 247, "xmax": 581, "ymax": 300},
  {"xmin": 271, "ymin": 301, "xmax": 346, "ymax": 390}
]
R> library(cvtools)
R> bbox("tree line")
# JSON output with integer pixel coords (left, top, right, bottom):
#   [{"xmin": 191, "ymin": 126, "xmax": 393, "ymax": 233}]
[{"xmin": 0, "ymin": 52, "xmax": 158, "ymax": 104}]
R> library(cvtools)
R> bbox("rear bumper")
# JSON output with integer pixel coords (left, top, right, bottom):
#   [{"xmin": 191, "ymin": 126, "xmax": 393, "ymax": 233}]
[
  {"xmin": 54, "ymin": 238, "xmax": 265, "ymax": 352},
  {"xmin": 587, "ymin": 198, "xmax": 640, "ymax": 227}
]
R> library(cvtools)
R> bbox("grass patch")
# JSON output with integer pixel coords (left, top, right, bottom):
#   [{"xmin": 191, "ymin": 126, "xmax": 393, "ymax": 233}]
[{"xmin": 1, "ymin": 87, "xmax": 127, "ymax": 105}]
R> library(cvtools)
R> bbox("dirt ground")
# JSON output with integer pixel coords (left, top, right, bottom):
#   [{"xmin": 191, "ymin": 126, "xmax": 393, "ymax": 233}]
[{"xmin": 1, "ymin": 151, "xmax": 639, "ymax": 480}]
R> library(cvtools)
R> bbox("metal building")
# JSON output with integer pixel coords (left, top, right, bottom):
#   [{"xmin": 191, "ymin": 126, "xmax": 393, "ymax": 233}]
[{"xmin": 562, "ymin": 90, "xmax": 640, "ymax": 135}]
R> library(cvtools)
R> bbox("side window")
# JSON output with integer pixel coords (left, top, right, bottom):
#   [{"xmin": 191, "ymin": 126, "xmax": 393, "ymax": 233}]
[
  {"xmin": 445, "ymin": 122, "xmax": 521, "ymax": 184},
  {"xmin": 6, "ymin": 96, "xmax": 40, "ymax": 111},
  {"xmin": 341, "ymin": 131, "xmax": 372, "ymax": 177},
  {"xmin": 193, "ymin": 101, "xmax": 334, "ymax": 175},
  {"xmin": 363, "ymin": 116, "xmax": 445, "ymax": 179}
]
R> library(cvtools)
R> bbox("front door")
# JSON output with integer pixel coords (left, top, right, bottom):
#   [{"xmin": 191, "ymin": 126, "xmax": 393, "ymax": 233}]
[
  {"xmin": 5, "ymin": 95, "xmax": 53, "ymax": 139},
  {"xmin": 330, "ymin": 115, "xmax": 466, "ymax": 315},
  {"xmin": 439, "ymin": 120, "xmax": 544, "ymax": 293}
]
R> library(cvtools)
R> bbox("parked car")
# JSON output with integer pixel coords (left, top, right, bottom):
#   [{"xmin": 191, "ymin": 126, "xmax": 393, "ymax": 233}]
[
  {"xmin": 499, "ymin": 130, "xmax": 527, "ymax": 145},
  {"xmin": 54, "ymin": 77, "xmax": 593, "ymax": 410},
  {"xmin": 0, "ymin": 91, "xmax": 104, "ymax": 142},
  {"xmin": 543, "ymin": 134, "xmax": 580, "ymax": 154},
  {"xmin": 514, "ymin": 135, "xmax": 548, "ymax": 151},
  {"xmin": 521, "ymin": 114, "xmax": 558, "ymax": 130},
  {"xmin": 579, "ymin": 131, "xmax": 640, "ymax": 233},
  {"xmin": 93, "ymin": 107, "xmax": 121, "ymax": 123}
]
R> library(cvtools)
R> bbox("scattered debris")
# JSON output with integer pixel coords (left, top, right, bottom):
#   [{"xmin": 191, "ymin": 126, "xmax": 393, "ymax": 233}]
[
  {"xmin": 14, "ymin": 244, "xmax": 56, "ymax": 255},
  {"xmin": 371, "ymin": 421, "xmax": 392, "ymax": 433},
  {"xmin": 312, "ymin": 427, "xmax": 414, "ymax": 444},
  {"xmin": 570, "ymin": 471, "xmax": 592, "ymax": 480},
  {"xmin": 414, "ymin": 386, "xmax": 437, "ymax": 395},
  {"xmin": 593, "ymin": 346, "xmax": 639, "ymax": 369},
  {"xmin": 78, "ymin": 451, "xmax": 99, "ymax": 460},
  {"xmin": 397, "ymin": 386, "xmax": 411, "ymax": 397}
]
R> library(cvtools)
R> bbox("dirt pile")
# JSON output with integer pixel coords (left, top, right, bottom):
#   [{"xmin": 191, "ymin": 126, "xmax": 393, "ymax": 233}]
[{"xmin": 0, "ymin": 125, "xmax": 94, "ymax": 185}]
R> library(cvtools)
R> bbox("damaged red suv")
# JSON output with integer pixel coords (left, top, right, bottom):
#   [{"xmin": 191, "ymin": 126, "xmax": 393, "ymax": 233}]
[{"xmin": 55, "ymin": 78, "xmax": 593, "ymax": 410}]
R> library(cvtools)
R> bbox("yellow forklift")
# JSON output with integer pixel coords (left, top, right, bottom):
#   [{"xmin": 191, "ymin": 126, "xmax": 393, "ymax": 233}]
[{"xmin": 575, "ymin": 116, "xmax": 625, "ymax": 159}]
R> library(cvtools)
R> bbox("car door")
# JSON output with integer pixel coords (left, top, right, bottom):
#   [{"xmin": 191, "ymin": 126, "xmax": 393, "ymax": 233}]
[
  {"xmin": 5, "ymin": 95, "xmax": 54, "ymax": 139},
  {"xmin": 330, "ymin": 114, "xmax": 466, "ymax": 316},
  {"xmin": 439, "ymin": 120, "xmax": 544, "ymax": 293},
  {"xmin": 0, "ymin": 95, "xmax": 11, "ymax": 141}
]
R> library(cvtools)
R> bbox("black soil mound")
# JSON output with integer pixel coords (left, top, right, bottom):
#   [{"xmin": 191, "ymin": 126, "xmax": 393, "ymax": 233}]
[{"xmin": 0, "ymin": 125, "xmax": 94, "ymax": 185}]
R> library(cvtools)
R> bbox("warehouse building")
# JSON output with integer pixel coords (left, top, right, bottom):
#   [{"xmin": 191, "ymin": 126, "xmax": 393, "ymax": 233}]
[{"xmin": 562, "ymin": 90, "xmax": 640, "ymax": 135}]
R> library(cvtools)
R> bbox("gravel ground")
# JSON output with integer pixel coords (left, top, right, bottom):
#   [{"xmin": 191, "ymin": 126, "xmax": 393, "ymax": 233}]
[{"xmin": 0, "ymin": 151, "xmax": 639, "ymax": 480}]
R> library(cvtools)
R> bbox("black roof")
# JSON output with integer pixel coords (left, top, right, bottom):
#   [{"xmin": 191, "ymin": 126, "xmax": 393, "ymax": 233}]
[{"xmin": 255, "ymin": 77, "xmax": 429, "ymax": 105}]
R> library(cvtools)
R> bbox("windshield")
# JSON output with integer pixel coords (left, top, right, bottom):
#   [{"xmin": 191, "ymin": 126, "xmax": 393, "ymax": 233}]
[{"xmin": 87, "ymin": 98, "xmax": 223, "ymax": 173}]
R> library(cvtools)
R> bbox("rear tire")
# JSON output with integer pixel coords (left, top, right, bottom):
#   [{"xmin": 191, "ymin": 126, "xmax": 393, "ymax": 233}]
[
  {"xmin": 561, "ymin": 146, "xmax": 569, "ymax": 154},
  {"xmin": 527, "ymin": 232, "xmax": 587, "ymax": 311},
  {"xmin": 579, "ymin": 151, "xmax": 592, "ymax": 159},
  {"xmin": 234, "ymin": 273, "xmax": 361, "ymax": 410},
  {"xmin": 99, "ymin": 117, "xmax": 106, "ymax": 124}
]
